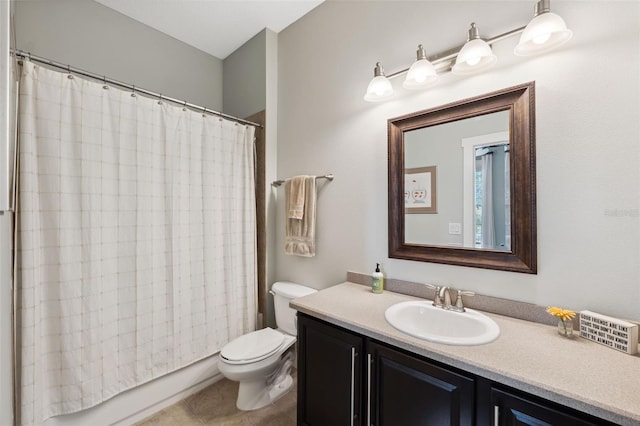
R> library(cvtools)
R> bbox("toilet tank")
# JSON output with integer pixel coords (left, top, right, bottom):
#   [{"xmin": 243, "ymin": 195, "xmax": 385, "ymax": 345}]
[{"xmin": 272, "ymin": 281, "xmax": 317, "ymax": 335}]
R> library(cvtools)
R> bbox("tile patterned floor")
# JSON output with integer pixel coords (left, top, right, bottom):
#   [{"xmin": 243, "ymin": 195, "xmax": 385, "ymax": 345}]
[{"xmin": 135, "ymin": 375, "xmax": 296, "ymax": 426}]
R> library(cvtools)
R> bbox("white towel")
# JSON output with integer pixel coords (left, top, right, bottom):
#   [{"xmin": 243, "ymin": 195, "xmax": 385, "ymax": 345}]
[
  {"xmin": 287, "ymin": 175, "xmax": 306, "ymax": 219},
  {"xmin": 284, "ymin": 176, "xmax": 316, "ymax": 257}
]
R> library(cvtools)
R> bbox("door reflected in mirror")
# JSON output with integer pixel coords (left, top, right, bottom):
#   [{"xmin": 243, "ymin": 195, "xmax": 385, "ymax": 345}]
[{"xmin": 473, "ymin": 141, "xmax": 510, "ymax": 250}]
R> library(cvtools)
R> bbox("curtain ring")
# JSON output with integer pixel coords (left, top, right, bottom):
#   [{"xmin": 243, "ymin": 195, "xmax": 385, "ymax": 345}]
[
  {"xmin": 102, "ymin": 76, "xmax": 109, "ymax": 90},
  {"xmin": 131, "ymin": 85, "xmax": 137, "ymax": 98},
  {"xmin": 158, "ymin": 94, "xmax": 163, "ymax": 105},
  {"xmin": 202, "ymin": 107, "xmax": 207, "ymax": 118},
  {"xmin": 182, "ymin": 101, "xmax": 187, "ymax": 112},
  {"xmin": 67, "ymin": 64, "xmax": 74, "ymax": 79}
]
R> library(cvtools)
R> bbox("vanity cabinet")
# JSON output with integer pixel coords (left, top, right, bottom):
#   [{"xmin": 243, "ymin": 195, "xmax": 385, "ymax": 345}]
[
  {"xmin": 297, "ymin": 313, "xmax": 616, "ymax": 426},
  {"xmin": 367, "ymin": 341, "xmax": 474, "ymax": 426},
  {"xmin": 298, "ymin": 313, "xmax": 473, "ymax": 426},
  {"xmin": 297, "ymin": 313, "xmax": 364, "ymax": 426}
]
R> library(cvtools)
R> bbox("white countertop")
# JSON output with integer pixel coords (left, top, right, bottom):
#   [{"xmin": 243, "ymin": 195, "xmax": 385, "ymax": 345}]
[{"xmin": 290, "ymin": 282, "xmax": 640, "ymax": 425}]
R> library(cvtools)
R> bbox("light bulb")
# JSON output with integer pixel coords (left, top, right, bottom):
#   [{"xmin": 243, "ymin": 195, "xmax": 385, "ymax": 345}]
[
  {"xmin": 533, "ymin": 32, "xmax": 551, "ymax": 45},
  {"xmin": 466, "ymin": 57, "xmax": 481, "ymax": 67}
]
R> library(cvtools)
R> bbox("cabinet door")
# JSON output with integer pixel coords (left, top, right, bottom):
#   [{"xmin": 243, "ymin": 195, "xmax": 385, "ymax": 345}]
[
  {"xmin": 297, "ymin": 313, "xmax": 364, "ymax": 426},
  {"xmin": 367, "ymin": 341, "xmax": 474, "ymax": 426},
  {"xmin": 491, "ymin": 387, "xmax": 603, "ymax": 426}
]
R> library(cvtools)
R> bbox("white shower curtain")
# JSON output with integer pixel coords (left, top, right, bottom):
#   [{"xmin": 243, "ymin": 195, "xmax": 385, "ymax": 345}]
[
  {"xmin": 480, "ymin": 153, "xmax": 495, "ymax": 248},
  {"xmin": 16, "ymin": 61, "xmax": 256, "ymax": 423}
]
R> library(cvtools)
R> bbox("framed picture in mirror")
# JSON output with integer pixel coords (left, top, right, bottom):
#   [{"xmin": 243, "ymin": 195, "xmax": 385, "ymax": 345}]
[{"xmin": 405, "ymin": 166, "xmax": 437, "ymax": 214}]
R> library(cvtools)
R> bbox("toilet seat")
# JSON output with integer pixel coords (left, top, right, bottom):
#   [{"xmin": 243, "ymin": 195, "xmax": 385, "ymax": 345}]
[{"xmin": 220, "ymin": 327, "xmax": 286, "ymax": 365}]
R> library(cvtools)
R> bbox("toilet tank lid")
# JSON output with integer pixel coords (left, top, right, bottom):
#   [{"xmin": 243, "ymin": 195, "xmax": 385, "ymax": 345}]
[{"xmin": 272, "ymin": 281, "xmax": 317, "ymax": 298}]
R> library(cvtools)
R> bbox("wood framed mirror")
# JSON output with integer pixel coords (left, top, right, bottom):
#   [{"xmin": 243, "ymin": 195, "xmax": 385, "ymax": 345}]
[{"xmin": 388, "ymin": 82, "xmax": 536, "ymax": 273}]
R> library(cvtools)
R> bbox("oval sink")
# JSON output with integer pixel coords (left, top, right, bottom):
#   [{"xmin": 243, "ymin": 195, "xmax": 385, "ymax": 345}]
[{"xmin": 385, "ymin": 300, "xmax": 500, "ymax": 346}]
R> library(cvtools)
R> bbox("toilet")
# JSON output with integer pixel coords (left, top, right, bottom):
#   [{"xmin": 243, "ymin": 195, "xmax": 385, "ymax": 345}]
[{"xmin": 218, "ymin": 281, "xmax": 317, "ymax": 410}]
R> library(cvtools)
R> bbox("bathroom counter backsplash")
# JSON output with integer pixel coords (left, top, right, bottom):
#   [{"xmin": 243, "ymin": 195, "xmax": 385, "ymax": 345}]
[{"xmin": 290, "ymin": 281, "xmax": 640, "ymax": 426}]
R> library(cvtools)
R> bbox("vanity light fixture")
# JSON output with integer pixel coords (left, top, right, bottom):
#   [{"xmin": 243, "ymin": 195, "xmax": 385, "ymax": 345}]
[
  {"xmin": 452, "ymin": 23, "xmax": 497, "ymax": 75},
  {"xmin": 403, "ymin": 45, "xmax": 438, "ymax": 90},
  {"xmin": 364, "ymin": 0, "xmax": 571, "ymax": 102},
  {"xmin": 363, "ymin": 62, "xmax": 394, "ymax": 102},
  {"xmin": 514, "ymin": 0, "xmax": 573, "ymax": 56}
]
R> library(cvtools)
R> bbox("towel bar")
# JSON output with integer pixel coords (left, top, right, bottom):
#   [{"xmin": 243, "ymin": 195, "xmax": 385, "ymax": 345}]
[{"xmin": 272, "ymin": 174, "xmax": 334, "ymax": 187}]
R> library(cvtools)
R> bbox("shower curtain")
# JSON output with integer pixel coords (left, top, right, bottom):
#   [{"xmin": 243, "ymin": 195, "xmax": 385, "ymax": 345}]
[
  {"xmin": 16, "ymin": 61, "xmax": 256, "ymax": 423},
  {"xmin": 479, "ymin": 153, "xmax": 495, "ymax": 248}
]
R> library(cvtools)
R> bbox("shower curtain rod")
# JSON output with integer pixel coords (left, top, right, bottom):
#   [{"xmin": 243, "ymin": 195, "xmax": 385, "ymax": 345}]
[{"xmin": 12, "ymin": 49, "xmax": 263, "ymax": 128}]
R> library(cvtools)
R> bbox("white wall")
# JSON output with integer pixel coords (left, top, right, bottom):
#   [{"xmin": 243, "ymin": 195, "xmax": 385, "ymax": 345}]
[
  {"xmin": 0, "ymin": 213, "xmax": 13, "ymax": 426},
  {"xmin": 276, "ymin": 1, "xmax": 640, "ymax": 321},
  {"xmin": 0, "ymin": 0, "xmax": 14, "ymax": 422}
]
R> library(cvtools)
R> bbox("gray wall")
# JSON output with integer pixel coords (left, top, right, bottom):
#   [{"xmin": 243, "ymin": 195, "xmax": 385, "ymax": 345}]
[
  {"xmin": 404, "ymin": 124, "xmax": 464, "ymax": 247},
  {"xmin": 276, "ymin": 1, "xmax": 640, "ymax": 321},
  {"xmin": 222, "ymin": 28, "xmax": 280, "ymax": 328},
  {"xmin": 223, "ymin": 29, "xmax": 267, "ymax": 118},
  {"xmin": 14, "ymin": 0, "xmax": 223, "ymax": 110}
]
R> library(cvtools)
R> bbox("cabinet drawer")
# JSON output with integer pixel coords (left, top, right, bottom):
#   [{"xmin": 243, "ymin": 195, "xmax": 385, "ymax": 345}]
[{"xmin": 491, "ymin": 387, "xmax": 608, "ymax": 426}]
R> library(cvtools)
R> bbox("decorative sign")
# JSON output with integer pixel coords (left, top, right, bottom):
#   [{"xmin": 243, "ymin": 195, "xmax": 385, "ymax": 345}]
[{"xmin": 579, "ymin": 310, "xmax": 638, "ymax": 355}]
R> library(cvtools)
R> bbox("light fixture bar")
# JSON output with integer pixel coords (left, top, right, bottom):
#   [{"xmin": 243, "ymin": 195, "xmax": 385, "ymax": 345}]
[{"xmin": 385, "ymin": 25, "xmax": 526, "ymax": 80}]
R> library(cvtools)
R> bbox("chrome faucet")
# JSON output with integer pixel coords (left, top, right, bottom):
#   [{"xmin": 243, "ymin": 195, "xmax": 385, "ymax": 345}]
[
  {"xmin": 438, "ymin": 286, "xmax": 453, "ymax": 309},
  {"xmin": 426, "ymin": 284, "xmax": 475, "ymax": 312}
]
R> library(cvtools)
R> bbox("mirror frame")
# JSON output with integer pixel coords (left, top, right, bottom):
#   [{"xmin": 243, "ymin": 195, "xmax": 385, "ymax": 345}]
[{"xmin": 388, "ymin": 82, "xmax": 537, "ymax": 274}]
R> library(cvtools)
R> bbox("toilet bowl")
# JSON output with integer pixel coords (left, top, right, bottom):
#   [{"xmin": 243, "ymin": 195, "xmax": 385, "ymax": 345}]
[{"xmin": 218, "ymin": 281, "xmax": 317, "ymax": 410}]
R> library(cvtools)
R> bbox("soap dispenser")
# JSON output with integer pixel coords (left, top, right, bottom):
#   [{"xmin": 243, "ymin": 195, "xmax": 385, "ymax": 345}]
[{"xmin": 372, "ymin": 263, "xmax": 384, "ymax": 294}]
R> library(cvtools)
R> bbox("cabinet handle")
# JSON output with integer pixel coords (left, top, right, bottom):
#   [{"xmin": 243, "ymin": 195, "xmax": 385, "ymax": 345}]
[
  {"xmin": 367, "ymin": 353, "xmax": 372, "ymax": 426},
  {"xmin": 494, "ymin": 405, "xmax": 499, "ymax": 426},
  {"xmin": 350, "ymin": 347, "xmax": 355, "ymax": 426}
]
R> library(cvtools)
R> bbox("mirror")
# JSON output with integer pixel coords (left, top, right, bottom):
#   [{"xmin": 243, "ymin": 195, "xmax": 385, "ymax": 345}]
[
  {"xmin": 388, "ymin": 82, "xmax": 536, "ymax": 273},
  {"xmin": 404, "ymin": 110, "xmax": 511, "ymax": 250}
]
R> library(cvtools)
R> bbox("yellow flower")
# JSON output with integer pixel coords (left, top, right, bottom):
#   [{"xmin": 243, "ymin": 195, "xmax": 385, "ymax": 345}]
[{"xmin": 546, "ymin": 306, "xmax": 576, "ymax": 321}]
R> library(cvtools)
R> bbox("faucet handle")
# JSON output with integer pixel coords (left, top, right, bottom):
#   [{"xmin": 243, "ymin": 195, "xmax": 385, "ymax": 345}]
[
  {"xmin": 424, "ymin": 283, "xmax": 442, "ymax": 307},
  {"xmin": 454, "ymin": 290, "xmax": 475, "ymax": 312}
]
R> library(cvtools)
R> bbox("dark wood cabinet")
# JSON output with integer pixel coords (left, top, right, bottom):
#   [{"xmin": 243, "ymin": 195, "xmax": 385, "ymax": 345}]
[
  {"xmin": 297, "ymin": 313, "xmax": 472, "ymax": 426},
  {"xmin": 367, "ymin": 341, "xmax": 474, "ymax": 426},
  {"xmin": 297, "ymin": 313, "xmax": 364, "ymax": 426},
  {"xmin": 297, "ymin": 313, "xmax": 615, "ymax": 426},
  {"xmin": 491, "ymin": 387, "xmax": 606, "ymax": 426}
]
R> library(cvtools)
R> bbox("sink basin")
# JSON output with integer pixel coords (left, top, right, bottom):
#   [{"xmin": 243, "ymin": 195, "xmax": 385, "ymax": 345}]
[{"xmin": 385, "ymin": 300, "xmax": 500, "ymax": 346}]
